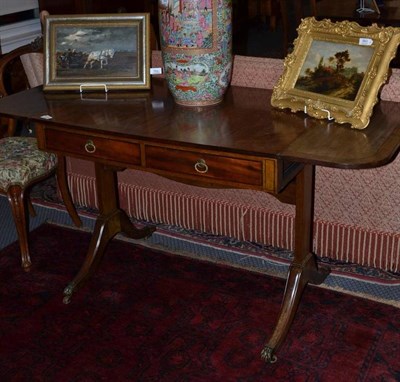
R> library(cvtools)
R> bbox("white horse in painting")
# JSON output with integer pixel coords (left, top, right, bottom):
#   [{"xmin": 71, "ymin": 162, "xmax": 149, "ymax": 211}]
[{"xmin": 84, "ymin": 49, "xmax": 115, "ymax": 69}]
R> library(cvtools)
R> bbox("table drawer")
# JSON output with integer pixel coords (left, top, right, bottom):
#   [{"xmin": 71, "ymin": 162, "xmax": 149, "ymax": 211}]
[
  {"xmin": 43, "ymin": 128, "xmax": 141, "ymax": 165},
  {"xmin": 145, "ymin": 145, "xmax": 266, "ymax": 187}
]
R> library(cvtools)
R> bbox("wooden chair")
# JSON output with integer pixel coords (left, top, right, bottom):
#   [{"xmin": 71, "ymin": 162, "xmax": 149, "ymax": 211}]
[
  {"xmin": 279, "ymin": 0, "xmax": 317, "ymax": 55},
  {"xmin": 294, "ymin": 0, "xmax": 317, "ymax": 25},
  {"xmin": 0, "ymin": 41, "xmax": 82, "ymax": 269},
  {"xmin": 247, "ymin": 0, "xmax": 281, "ymax": 30}
]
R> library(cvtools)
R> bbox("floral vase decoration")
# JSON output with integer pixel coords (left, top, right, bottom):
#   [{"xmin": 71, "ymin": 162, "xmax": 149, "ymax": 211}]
[{"xmin": 158, "ymin": 0, "xmax": 233, "ymax": 106}]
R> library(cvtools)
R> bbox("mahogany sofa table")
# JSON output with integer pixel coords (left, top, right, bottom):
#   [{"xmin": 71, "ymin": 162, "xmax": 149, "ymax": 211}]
[{"xmin": 0, "ymin": 78, "xmax": 399, "ymax": 363}]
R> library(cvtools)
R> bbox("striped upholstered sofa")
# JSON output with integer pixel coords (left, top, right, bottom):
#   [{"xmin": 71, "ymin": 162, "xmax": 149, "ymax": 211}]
[{"xmin": 23, "ymin": 52, "xmax": 400, "ymax": 274}]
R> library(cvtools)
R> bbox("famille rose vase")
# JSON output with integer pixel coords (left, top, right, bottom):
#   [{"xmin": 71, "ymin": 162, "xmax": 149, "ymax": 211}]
[{"xmin": 158, "ymin": 0, "xmax": 232, "ymax": 106}]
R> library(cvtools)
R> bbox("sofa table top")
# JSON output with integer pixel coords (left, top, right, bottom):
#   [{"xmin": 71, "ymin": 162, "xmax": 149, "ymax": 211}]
[{"xmin": 0, "ymin": 78, "xmax": 399, "ymax": 169}]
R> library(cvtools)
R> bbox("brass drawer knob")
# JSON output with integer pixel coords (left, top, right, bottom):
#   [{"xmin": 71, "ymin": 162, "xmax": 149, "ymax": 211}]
[
  {"xmin": 194, "ymin": 158, "xmax": 208, "ymax": 174},
  {"xmin": 84, "ymin": 140, "xmax": 96, "ymax": 154}
]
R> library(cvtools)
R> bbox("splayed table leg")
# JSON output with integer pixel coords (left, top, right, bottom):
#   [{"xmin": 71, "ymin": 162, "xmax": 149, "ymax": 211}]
[
  {"xmin": 261, "ymin": 165, "xmax": 330, "ymax": 363},
  {"xmin": 63, "ymin": 163, "xmax": 155, "ymax": 304}
]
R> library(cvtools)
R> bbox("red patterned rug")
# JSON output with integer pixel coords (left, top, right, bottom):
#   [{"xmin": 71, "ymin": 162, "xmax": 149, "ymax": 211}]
[{"xmin": 1, "ymin": 224, "xmax": 399, "ymax": 381}]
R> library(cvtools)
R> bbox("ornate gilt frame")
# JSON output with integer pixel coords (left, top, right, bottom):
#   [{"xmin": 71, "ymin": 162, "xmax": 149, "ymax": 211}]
[{"xmin": 271, "ymin": 17, "xmax": 400, "ymax": 129}]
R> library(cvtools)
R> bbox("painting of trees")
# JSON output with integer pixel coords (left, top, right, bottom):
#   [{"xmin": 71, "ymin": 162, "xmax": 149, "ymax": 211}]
[{"xmin": 295, "ymin": 44, "xmax": 368, "ymax": 101}]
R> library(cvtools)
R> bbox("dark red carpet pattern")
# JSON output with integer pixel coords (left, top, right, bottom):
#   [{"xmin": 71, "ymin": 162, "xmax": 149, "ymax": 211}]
[{"xmin": 0, "ymin": 224, "xmax": 399, "ymax": 381}]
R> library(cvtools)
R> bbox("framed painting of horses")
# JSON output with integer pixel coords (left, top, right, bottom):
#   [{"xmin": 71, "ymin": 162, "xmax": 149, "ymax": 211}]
[{"xmin": 43, "ymin": 14, "xmax": 151, "ymax": 92}]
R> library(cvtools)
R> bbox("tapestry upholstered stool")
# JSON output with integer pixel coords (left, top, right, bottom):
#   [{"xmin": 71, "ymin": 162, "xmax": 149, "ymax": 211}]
[
  {"xmin": 0, "ymin": 137, "xmax": 81, "ymax": 269},
  {"xmin": 0, "ymin": 37, "xmax": 82, "ymax": 269}
]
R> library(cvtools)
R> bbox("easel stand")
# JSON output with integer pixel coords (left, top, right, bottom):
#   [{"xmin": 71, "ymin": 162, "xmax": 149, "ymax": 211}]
[{"xmin": 356, "ymin": 0, "xmax": 378, "ymax": 13}]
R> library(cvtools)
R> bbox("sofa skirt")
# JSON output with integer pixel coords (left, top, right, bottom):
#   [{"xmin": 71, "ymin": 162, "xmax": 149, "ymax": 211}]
[{"xmin": 64, "ymin": 157, "xmax": 400, "ymax": 273}]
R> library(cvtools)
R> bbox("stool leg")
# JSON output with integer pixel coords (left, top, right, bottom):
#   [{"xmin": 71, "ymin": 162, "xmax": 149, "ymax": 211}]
[
  {"xmin": 7, "ymin": 184, "xmax": 32, "ymax": 270},
  {"xmin": 7, "ymin": 118, "xmax": 17, "ymax": 137},
  {"xmin": 56, "ymin": 155, "xmax": 82, "ymax": 228},
  {"xmin": 27, "ymin": 196, "xmax": 37, "ymax": 217}
]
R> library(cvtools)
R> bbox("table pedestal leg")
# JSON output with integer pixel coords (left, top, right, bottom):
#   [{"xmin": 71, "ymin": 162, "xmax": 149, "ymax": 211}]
[
  {"xmin": 261, "ymin": 164, "xmax": 330, "ymax": 363},
  {"xmin": 63, "ymin": 163, "xmax": 155, "ymax": 304}
]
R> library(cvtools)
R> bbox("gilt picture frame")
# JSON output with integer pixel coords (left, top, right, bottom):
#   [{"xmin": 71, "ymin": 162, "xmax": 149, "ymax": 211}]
[
  {"xmin": 271, "ymin": 17, "xmax": 400, "ymax": 129},
  {"xmin": 43, "ymin": 14, "xmax": 150, "ymax": 92}
]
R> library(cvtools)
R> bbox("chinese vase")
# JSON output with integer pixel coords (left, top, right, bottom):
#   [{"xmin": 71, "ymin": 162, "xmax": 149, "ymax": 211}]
[{"xmin": 158, "ymin": 0, "xmax": 232, "ymax": 106}]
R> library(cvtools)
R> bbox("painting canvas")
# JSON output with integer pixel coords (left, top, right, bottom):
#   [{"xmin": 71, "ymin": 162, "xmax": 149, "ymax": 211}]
[
  {"xmin": 44, "ymin": 14, "xmax": 150, "ymax": 92},
  {"xmin": 295, "ymin": 40, "xmax": 374, "ymax": 101},
  {"xmin": 271, "ymin": 17, "xmax": 400, "ymax": 129}
]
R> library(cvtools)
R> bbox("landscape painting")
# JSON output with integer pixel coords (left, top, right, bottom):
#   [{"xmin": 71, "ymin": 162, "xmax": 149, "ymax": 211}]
[
  {"xmin": 295, "ymin": 40, "xmax": 374, "ymax": 101},
  {"xmin": 44, "ymin": 14, "xmax": 150, "ymax": 91},
  {"xmin": 271, "ymin": 17, "xmax": 400, "ymax": 129}
]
